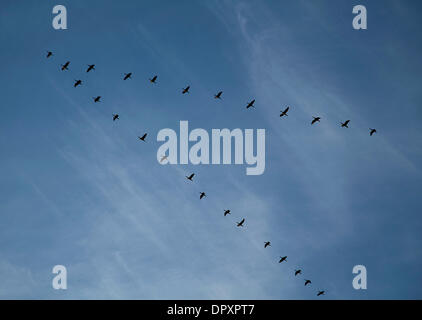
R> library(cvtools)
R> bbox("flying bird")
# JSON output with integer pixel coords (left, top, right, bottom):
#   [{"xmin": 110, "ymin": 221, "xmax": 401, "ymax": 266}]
[
  {"xmin": 317, "ymin": 291, "xmax": 325, "ymax": 296},
  {"xmin": 305, "ymin": 280, "xmax": 312, "ymax": 286},
  {"xmin": 182, "ymin": 86, "xmax": 190, "ymax": 94},
  {"xmin": 149, "ymin": 75, "xmax": 157, "ymax": 83},
  {"xmin": 160, "ymin": 155, "xmax": 168, "ymax": 163},
  {"xmin": 138, "ymin": 133, "xmax": 147, "ymax": 142},
  {"xmin": 341, "ymin": 120, "xmax": 350, "ymax": 128},
  {"xmin": 246, "ymin": 99, "xmax": 255, "ymax": 109},
  {"xmin": 46, "ymin": 51, "xmax": 53, "ymax": 58},
  {"xmin": 112, "ymin": 114, "xmax": 119, "ymax": 121},
  {"xmin": 295, "ymin": 269, "xmax": 302, "ymax": 276},
  {"xmin": 280, "ymin": 106, "xmax": 289, "ymax": 117},
  {"xmin": 86, "ymin": 64, "xmax": 95, "ymax": 73},
  {"xmin": 214, "ymin": 91, "xmax": 223, "ymax": 99},
  {"xmin": 123, "ymin": 73, "xmax": 132, "ymax": 80},
  {"xmin": 279, "ymin": 256, "xmax": 287, "ymax": 263},
  {"xmin": 61, "ymin": 61, "xmax": 70, "ymax": 71},
  {"xmin": 224, "ymin": 210, "xmax": 231, "ymax": 216},
  {"xmin": 199, "ymin": 192, "xmax": 206, "ymax": 200},
  {"xmin": 93, "ymin": 96, "xmax": 101, "ymax": 103},
  {"xmin": 73, "ymin": 80, "xmax": 82, "ymax": 88},
  {"xmin": 370, "ymin": 128, "xmax": 377, "ymax": 136},
  {"xmin": 186, "ymin": 173, "xmax": 195, "ymax": 181},
  {"xmin": 311, "ymin": 117, "xmax": 321, "ymax": 125},
  {"xmin": 236, "ymin": 218, "xmax": 245, "ymax": 227},
  {"xmin": 264, "ymin": 241, "xmax": 271, "ymax": 248}
]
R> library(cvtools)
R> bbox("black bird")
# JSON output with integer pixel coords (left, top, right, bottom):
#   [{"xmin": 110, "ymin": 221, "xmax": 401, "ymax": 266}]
[
  {"xmin": 317, "ymin": 291, "xmax": 325, "ymax": 296},
  {"xmin": 74, "ymin": 80, "xmax": 82, "ymax": 88},
  {"xmin": 160, "ymin": 155, "xmax": 168, "ymax": 163},
  {"xmin": 186, "ymin": 173, "xmax": 195, "ymax": 181},
  {"xmin": 280, "ymin": 106, "xmax": 289, "ymax": 117},
  {"xmin": 341, "ymin": 120, "xmax": 350, "ymax": 128},
  {"xmin": 214, "ymin": 91, "xmax": 223, "ymax": 99},
  {"xmin": 246, "ymin": 99, "xmax": 255, "ymax": 109},
  {"xmin": 86, "ymin": 64, "xmax": 95, "ymax": 73},
  {"xmin": 182, "ymin": 86, "xmax": 190, "ymax": 94},
  {"xmin": 138, "ymin": 133, "xmax": 147, "ymax": 142},
  {"xmin": 279, "ymin": 256, "xmax": 287, "ymax": 263},
  {"xmin": 224, "ymin": 209, "xmax": 231, "ymax": 216},
  {"xmin": 236, "ymin": 218, "xmax": 245, "ymax": 227},
  {"xmin": 46, "ymin": 51, "xmax": 53, "ymax": 58},
  {"xmin": 295, "ymin": 269, "xmax": 302, "ymax": 276},
  {"xmin": 370, "ymin": 128, "xmax": 377, "ymax": 136},
  {"xmin": 199, "ymin": 192, "xmax": 206, "ymax": 200},
  {"xmin": 61, "ymin": 61, "xmax": 70, "ymax": 71},
  {"xmin": 149, "ymin": 75, "xmax": 158, "ymax": 83},
  {"xmin": 264, "ymin": 241, "xmax": 271, "ymax": 248},
  {"xmin": 123, "ymin": 73, "xmax": 132, "ymax": 80},
  {"xmin": 112, "ymin": 114, "xmax": 119, "ymax": 121},
  {"xmin": 305, "ymin": 280, "xmax": 312, "ymax": 286},
  {"xmin": 93, "ymin": 96, "xmax": 101, "ymax": 103},
  {"xmin": 311, "ymin": 117, "xmax": 321, "ymax": 125}
]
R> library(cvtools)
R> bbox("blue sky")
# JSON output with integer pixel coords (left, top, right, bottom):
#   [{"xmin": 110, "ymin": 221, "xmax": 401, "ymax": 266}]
[{"xmin": 0, "ymin": 0, "xmax": 422, "ymax": 299}]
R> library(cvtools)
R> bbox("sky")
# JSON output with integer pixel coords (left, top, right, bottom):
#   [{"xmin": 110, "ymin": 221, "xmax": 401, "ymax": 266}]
[{"xmin": 0, "ymin": 0, "xmax": 422, "ymax": 299}]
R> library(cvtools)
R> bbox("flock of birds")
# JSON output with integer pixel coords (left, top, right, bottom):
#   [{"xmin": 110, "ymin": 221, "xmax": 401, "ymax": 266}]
[
  {"xmin": 186, "ymin": 173, "xmax": 325, "ymax": 297},
  {"xmin": 45, "ymin": 48, "xmax": 379, "ymax": 298}
]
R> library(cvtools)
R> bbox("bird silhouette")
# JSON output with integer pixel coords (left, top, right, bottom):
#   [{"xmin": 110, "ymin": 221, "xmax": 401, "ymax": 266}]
[
  {"xmin": 186, "ymin": 173, "xmax": 195, "ymax": 181},
  {"xmin": 149, "ymin": 75, "xmax": 157, "ymax": 83},
  {"xmin": 280, "ymin": 106, "xmax": 289, "ymax": 117},
  {"xmin": 112, "ymin": 114, "xmax": 119, "ymax": 121},
  {"xmin": 279, "ymin": 256, "xmax": 287, "ymax": 263},
  {"xmin": 341, "ymin": 120, "xmax": 350, "ymax": 128},
  {"xmin": 246, "ymin": 99, "xmax": 255, "ymax": 109},
  {"xmin": 123, "ymin": 73, "xmax": 132, "ymax": 80},
  {"xmin": 305, "ymin": 280, "xmax": 312, "ymax": 286},
  {"xmin": 317, "ymin": 291, "xmax": 325, "ymax": 296},
  {"xmin": 237, "ymin": 218, "xmax": 245, "ymax": 227},
  {"xmin": 160, "ymin": 155, "xmax": 168, "ymax": 163},
  {"xmin": 93, "ymin": 96, "xmax": 101, "ymax": 103},
  {"xmin": 73, "ymin": 80, "xmax": 82, "ymax": 88},
  {"xmin": 199, "ymin": 192, "xmax": 206, "ymax": 200},
  {"xmin": 370, "ymin": 128, "xmax": 377, "ymax": 136},
  {"xmin": 61, "ymin": 61, "xmax": 70, "ymax": 71},
  {"xmin": 224, "ymin": 209, "xmax": 231, "ymax": 216},
  {"xmin": 138, "ymin": 133, "xmax": 147, "ymax": 142},
  {"xmin": 46, "ymin": 51, "xmax": 53, "ymax": 58},
  {"xmin": 86, "ymin": 64, "xmax": 95, "ymax": 72},
  {"xmin": 214, "ymin": 91, "xmax": 223, "ymax": 99},
  {"xmin": 182, "ymin": 86, "xmax": 190, "ymax": 94},
  {"xmin": 264, "ymin": 241, "xmax": 271, "ymax": 248},
  {"xmin": 311, "ymin": 117, "xmax": 321, "ymax": 125},
  {"xmin": 295, "ymin": 269, "xmax": 302, "ymax": 276}
]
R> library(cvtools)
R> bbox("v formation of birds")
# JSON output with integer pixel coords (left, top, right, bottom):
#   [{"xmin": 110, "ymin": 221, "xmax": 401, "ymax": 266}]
[{"xmin": 45, "ymin": 49, "xmax": 379, "ymax": 298}]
